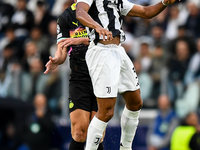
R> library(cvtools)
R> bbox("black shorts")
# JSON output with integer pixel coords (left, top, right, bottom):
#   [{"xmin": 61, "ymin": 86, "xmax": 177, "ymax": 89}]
[{"xmin": 68, "ymin": 80, "xmax": 97, "ymax": 113}]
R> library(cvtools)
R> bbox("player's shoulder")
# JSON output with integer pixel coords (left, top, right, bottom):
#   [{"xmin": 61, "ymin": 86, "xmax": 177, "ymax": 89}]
[
  {"xmin": 57, "ymin": 9, "xmax": 71, "ymax": 26},
  {"xmin": 59, "ymin": 4, "xmax": 75, "ymax": 19},
  {"xmin": 57, "ymin": 3, "xmax": 76, "ymax": 26},
  {"xmin": 58, "ymin": 8, "xmax": 70, "ymax": 20}
]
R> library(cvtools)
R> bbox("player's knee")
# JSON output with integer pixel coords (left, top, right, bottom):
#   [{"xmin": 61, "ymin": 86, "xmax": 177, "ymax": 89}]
[
  {"xmin": 127, "ymin": 98, "xmax": 143, "ymax": 111},
  {"xmin": 137, "ymin": 100, "xmax": 143, "ymax": 110},
  {"xmin": 99, "ymin": 108, "xmax": 114, "ymax": 122},
  {"xmin": 73, "ymin": 128, "xmax": 87, "ymax": 142},
  {"xmin": 105, "ymin": 109, "xmax": 114, "ymax": 120},
  {"xmin": 134, "ymin": 98, "xmax": 143, "ymax": 110},
  {"xmin": 71, "ymin": 123, "xmax": 88, "ymax": 142}
]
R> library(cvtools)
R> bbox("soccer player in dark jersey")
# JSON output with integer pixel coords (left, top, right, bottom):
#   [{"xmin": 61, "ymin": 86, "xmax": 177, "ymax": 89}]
[
  {"xmin": 75, "ymin": 0, "xmax": 179, "ymax": 150},
  {"xmin": 44, "ymin": 3, "xmax": 104, "ymax": 150}
]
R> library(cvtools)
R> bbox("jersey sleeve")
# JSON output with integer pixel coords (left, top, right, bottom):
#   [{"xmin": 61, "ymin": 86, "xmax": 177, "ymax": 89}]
[
  {"xmin": 77, "ymin": 0, "xmax": 94, "ymax": 7},
  {"xmin": 121, "ymin": 0, "xmax": 134, "ymax": 16},
  {"xmin": 57, "ymin": 15, "xmax": 70, "ymax": 43}
]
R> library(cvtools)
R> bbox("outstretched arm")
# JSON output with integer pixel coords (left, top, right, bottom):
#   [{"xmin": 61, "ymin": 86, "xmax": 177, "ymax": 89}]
[
  {"xmin": 76, "ymin": 2, "xmax": 113, "ymax": 41},
  {"xmin": 127, "ymin": 0, "xmax": 179, "ymax": 19},
  {"xmin": 44, "ymin": 37, "xmax": 91, "ymax": 74},
  {"xmin": 44, "ymin": 42, "xmax": 67, "ymax": 74}
]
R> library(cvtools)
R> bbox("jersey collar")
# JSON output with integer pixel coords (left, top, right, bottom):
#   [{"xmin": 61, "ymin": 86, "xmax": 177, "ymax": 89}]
[{"xmin": 71, "ymin": 3, "xmax": 76, "ymax": 10}]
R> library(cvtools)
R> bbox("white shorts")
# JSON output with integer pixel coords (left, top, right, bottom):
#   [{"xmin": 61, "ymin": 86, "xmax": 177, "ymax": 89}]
[{"xmin": 86, "ymin": 42, "xmax": 140, "ymax": 98}]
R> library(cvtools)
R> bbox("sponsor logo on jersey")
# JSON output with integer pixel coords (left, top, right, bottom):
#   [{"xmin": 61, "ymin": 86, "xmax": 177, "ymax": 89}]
[
  {"xmin": 72, "ymin": 21, "xmax": 78, "ymax": 26},
  {"xmin": 70, "ymin": 27, "xmax": 88, "ymax": 38}
]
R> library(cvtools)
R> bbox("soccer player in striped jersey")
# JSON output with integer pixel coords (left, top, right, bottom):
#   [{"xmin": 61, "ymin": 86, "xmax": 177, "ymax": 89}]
[{"xmin": 75, "ymin": 0, "xmax": 179, "ymax": 150}]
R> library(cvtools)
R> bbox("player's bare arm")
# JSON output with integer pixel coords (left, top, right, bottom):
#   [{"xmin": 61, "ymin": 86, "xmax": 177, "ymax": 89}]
[
  {"xmin": 76, "ymin": 2, "xmax": 113, "ymax": 41},
  {"xmin": 44, "ymin": 42, "xmax": 67, "ymax": 74},
  {"xmin": 127, "ymin": 0, "xmax": 179, "ymax": 19},
  {"xmin": 58, "ymin": 37, "xmax": 90, "ymax": 49}
]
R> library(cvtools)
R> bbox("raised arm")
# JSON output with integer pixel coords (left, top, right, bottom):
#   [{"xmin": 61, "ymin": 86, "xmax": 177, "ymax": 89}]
[
  {"xmin": 76, "ymin": 2, "xmax": 113, "ymax": 41},
  {"xmin": 127, "ymin": 0, "xmax": 178, "ymax": 19}
]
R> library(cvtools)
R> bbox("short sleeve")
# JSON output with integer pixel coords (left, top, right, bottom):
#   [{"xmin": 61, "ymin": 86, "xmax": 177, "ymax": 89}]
[
  {"xmin": 77, "ymin": 0, "xmax": 94, "ymax": 7},
  {"xmin": 57, "ymin": 15, "xmax": 70, "ymax": 43},
  {"xmin": 121, "ymin": 0, "xmax": 134, "ymax": 16}
]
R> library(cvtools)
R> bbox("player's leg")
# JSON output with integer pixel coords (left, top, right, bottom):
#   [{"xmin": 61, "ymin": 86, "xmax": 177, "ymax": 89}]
[
  {"xmin": 84, "ymin": 43, "xmax": 121, "ymax": 150},
  {"xmin": 69, "ymin": 110, "xmax": 105, "ymax": 150},
  {"xmin": 117, "ymin": 44, "xmax": 143, "ymax": 150},
  {"xmin": 90, "ymin": 111, "xmax": 105, "ymax": 150},
  {"xmin": 69, "ymin": 109, "xmax": 90, "ymax": 150},
  {"xmin": 120, "ymin": 90, "xmax": 143, "ymax": 150},
  {"xmin": 85, "ymin": 97, "xmax": 116, "ymax": 150},
  {"xmin": 68, "ymin": 80, "xmax": 95, "ymax": 150}
]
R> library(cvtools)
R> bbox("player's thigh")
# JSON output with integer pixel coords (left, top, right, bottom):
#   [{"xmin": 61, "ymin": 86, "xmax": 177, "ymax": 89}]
[
  {"xmin": 69, "ymin": 81, "xmax": 94, "ymax": 113},
  {"xmin": 121, "ymin": 89, "xmax": 143, "ymax": 111},
  {"xmin": 118, "ymin": 47, "xmax": 140, "ymax": 94},
  {"xmin": 97, "ymin": 97, "xmax": 116, "ymax": 112},
  {"xmin": 70, "ymin": 109, "xmax": 90, "ymax": 134},
  {"xmin": 86, "ymin": 45, "xmax": 121, "ymax": 98}
]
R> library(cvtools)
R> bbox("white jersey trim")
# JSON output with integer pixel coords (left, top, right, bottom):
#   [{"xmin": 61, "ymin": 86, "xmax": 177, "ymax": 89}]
[
  {"xmin": 77, "ymin": 0, "xmax": 93, "ymax": 7},
  {"xmin": 121, "ymin": 0, "xmax": 134, "ymax": 16}
]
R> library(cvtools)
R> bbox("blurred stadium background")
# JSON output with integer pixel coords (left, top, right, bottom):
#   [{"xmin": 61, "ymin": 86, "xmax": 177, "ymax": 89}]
[{"xmin": 0, "ymin": 0, "xmax": 200, "ymax": 150}]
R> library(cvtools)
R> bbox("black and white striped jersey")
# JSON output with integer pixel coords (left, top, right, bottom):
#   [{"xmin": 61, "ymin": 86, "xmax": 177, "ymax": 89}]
[{"xmin": 77, "ymin": 0, "xmax": 134, "ymax": 44}]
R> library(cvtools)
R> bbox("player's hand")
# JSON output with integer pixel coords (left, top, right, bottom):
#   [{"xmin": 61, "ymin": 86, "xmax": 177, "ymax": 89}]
[
  {"xmin": 44, "ymin": 56, "xmax": 59, "ymax": 74},
  {"xmin": 95, "ymin": 25, "xmax": 113, "ymax": 41},
  {"xmin": 162, "ymin": 0, "xmax": 180, "ymax": 5},
  {"xmin": 58, "ymin": 38, "xmax": 83, "ymax": 48}
]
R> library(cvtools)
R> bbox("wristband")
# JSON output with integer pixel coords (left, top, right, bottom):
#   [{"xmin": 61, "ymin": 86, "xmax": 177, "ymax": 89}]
[{"xmin": 162, "ymin": 0, "xmax": 168, "ymax": 6}]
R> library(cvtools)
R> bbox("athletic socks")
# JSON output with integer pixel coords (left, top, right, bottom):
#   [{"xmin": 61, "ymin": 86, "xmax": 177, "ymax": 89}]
[
  {"xmin": 69, "ymin": 138, "xmax": 104, "ymax": 150},
  {"xmin": 85, "ymin": 116, "xmax": 108, "ymax": 150},
  {"xmin": 69, "ymin": 138, "xmax": 85, "ymax": 150},
  {"xmin": 120, "ymin": 146, "xmax": 132, "ymax": 150},
  {"xmin": 120, "ymin": 106, "xmax": 140, "ymax": 150}
]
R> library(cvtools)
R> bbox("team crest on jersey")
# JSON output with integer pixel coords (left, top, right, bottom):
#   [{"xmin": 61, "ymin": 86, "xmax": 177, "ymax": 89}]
[
  {"xmin": 69, "ymin": 101, "xmax": 74, "ymax": 109},
  {"xmin": 70, "ymin": 27, "xmax": 88, "ymax": 38}
]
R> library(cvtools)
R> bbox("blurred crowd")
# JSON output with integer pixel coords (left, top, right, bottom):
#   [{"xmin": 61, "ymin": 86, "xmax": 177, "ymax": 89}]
[{"xmin": 0, "ymin": 0, "xmax": 200, "ymax": 149}]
